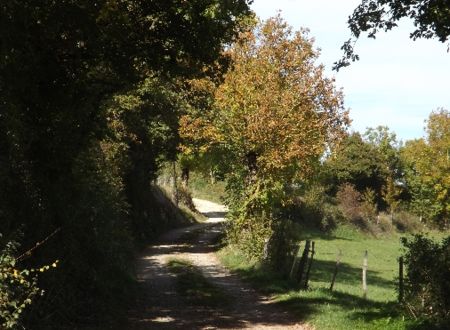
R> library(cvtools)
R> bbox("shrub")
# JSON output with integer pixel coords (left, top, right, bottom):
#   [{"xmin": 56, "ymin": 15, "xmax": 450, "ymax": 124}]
[
  {"xmin": 361, "ymin": 188, "xmax": 377, "ymax": 222},
  {"xmin": 335, "ymin": 183, "xmax": 388, "ymax": 232},
  {"xmin": 263, "ymin": 219, "xmax": 300, "ymax": 275},
  {"xmin": 401, "ymin": 235, "xmax": 450, "ymax": 325},
  {"xmin": 392, "ymin": 210, "xmax": 422, "ymax": 232},
  {"xmin": 0, "ymin": 237, "xmax": 56, "ymax": 329},
  {"xmin": 286, "ymin": 185, "xmax": 342, "ymax": 231},
  {"xmin": 225, "ymin": 212, "xmax": 274, "ymax": 261},
  {"xmin": 336, "ymin": 183, "xmax": 362, "ymax": 221},
  {"xmin": 376, "ymin": 212, "xmax": 395, "ymax": 233},
  {"xmin": 336, "ymin": 183, "xmax": 367, "ymax": 227}
]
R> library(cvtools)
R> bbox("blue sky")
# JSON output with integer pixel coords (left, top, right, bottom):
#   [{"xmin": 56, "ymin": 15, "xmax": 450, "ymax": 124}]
[{"xmin": 251, "ymin": 0, "xmax": 450, "ymax": 142}]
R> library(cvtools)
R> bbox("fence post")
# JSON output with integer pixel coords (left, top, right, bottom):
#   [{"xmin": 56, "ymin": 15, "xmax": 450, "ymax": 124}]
[
  {"xmin": 172, "ymin": 161, "xmax": 178, "ymax": 206},
  {"xmin": 398, "ymin": 256, "xmax": 404, "ymax": 302},
  {"xmin": 362, "ymin": 250, "xmax": 368, "ymax": 299},
  {"xmin": 262, "ymin": 237, "xmax": 271, "ymax": 262},
  {"xmin": 303, "ymin": 241, "xmax": 315, "ymax": 289},
  {"xmin": 329, "ymin": 249, "xmax": 342, "ymax": 291},
  {"xmin": 297, "ymin": 240, "xmax": 310, "ymax": 286},
  {"xmin": 289, "ymin": 242, "xmax": 302, "ymax": 281}
]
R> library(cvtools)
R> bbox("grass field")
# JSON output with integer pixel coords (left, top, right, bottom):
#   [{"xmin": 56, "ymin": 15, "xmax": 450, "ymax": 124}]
[{"xmin": 218, "ymin": 225, "xmax": 448, "ymax": 330}]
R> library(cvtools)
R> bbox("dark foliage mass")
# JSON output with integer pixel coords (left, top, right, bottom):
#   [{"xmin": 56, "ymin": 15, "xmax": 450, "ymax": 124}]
[
  {"xmin": 401, "ymin": 235, "xmax": 450, "ymax": 326},
  {"xmin": 0, "ymin": 0, "xmax": 252, "ymax": 327}
]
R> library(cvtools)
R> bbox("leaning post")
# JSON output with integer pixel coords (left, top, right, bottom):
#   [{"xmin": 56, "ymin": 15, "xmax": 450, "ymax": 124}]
[
  {"xmin": 362, "ymin": 250, "xmax": 368, "ymax": 299},
  {"xmin": 398, "ymin": 256, "xmax": 404, "ymax": 302},
  {"xmin": 330, "ymin": 249, "xmax": 342, "ymax": 291},
  {"xmin": 303, "ymin": 241, "xmax": 315, "ymax": 289}
]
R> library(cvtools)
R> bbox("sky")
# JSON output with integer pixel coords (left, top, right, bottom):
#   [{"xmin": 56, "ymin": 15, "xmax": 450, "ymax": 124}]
[{"xmin": 251, "ymin": 0, "xmax": 450, "ymax": 142}]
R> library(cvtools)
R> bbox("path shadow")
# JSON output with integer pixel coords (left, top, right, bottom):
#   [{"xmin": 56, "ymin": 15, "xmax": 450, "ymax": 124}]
[
  {"xmin": 127, "ymin": 222, "xmax": 304, "ymax": 329},
  {"xmin": 200, "ymin": 211, "xmax": 228, "ymax": 219}
]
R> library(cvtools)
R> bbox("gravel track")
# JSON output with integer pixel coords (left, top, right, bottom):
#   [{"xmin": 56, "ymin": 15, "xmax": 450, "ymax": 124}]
[{"xmin": 128, "ymin": 198, "xmax": 310, "ymax": 330}]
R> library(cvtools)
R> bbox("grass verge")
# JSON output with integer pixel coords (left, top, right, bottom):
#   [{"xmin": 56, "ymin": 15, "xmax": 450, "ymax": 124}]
[
  {"xmin": 189, "ymin": 172, "xmax": 226, "ymax": 204},
  {"xmin": 217, "ymin": 225, "xmax": 444, "ymax": 330},
  {"xmin": 167, "ymin": 258, "xmax": 229, "ymax": 307}
]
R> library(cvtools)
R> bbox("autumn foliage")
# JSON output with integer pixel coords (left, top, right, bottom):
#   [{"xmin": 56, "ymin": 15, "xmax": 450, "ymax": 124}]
[{"xmin": 181, "ymin": 16, "xmax": 349, "ymax": 258}]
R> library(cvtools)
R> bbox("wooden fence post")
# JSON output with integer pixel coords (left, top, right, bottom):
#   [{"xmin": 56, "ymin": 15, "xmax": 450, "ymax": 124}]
[
  {"xmin": 289, "ymin": 243, "xmax": 302, "ymax": 281},
  {"xmin": 297, "ymin": 240, "xmax": 310, "ymax": 286},
  {"xmin": 329, "ymin": 249, "xmax": 342, "ymax": 291},
  {"xmin": 172, "ymin": 161, "xmax": 178, "ymax": 206},
  {"xmin": 303, "ymin": 241, "xmax": 315, "ymax": 289},
  {"xmin": 362, "ymin": 250, "xmax": 368, "ymax": 299},
  {"xmin": 398, "ymin": 256, "xmax": 404, "ymax": 302},
  {"xmin": 262, "ymin": 237, "xmax": 270, "ymax": 261}
]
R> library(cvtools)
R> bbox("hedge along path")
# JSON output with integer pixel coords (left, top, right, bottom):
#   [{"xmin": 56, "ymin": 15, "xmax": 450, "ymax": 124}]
[{"xmin": 128, "ymin": 198, "xmax": 310, "ymax": 330}]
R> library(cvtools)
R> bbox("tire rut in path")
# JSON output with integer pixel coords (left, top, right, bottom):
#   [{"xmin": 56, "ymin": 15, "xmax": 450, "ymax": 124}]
[{"xmin": 128, "ymin": 199, "xmax": 309, "ymax": 330}]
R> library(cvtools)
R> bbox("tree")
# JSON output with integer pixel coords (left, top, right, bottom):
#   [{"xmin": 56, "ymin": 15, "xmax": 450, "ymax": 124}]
[
  {"xmin": 364, "ymin": 125, "xmax": 402, "ymax": 178},
  {"xmin": 382, "ymin": 175, "xmax": 402, "ymax": 219},
  {"xmin": 178, "ymin": 75, "xmax": 229, "ymax": 187},
  {"xmin": 323, "ymin": 126, "xmax": 405, "ymax": 211},
  {"xmin": 335, "ymin": 0, "xmax": 450, "ymax": 70},
  {"xmin": 323, "ymin": 132, "xmax": 388, "ymax": 200},
  {"xmin": 0, "ymin": 0, "xmax": 253, "ymax": 325},
  {"xmin": 401, "ymin": 109, "xmax": 450, "ymax": 226},
  {"xmin": 215, "ymin": 16, "xmax": 348, "ymax": 183},
  {"xmin": 182, "ymin": 16, "xmax": 349, "ymax": 258},
  {"xmin": 364, "ymin": 126, "xmax": 404, "ymax": 215},
  {"xmin": 104, "ymin": 75, "xmax": 184, "ymax": 239}
]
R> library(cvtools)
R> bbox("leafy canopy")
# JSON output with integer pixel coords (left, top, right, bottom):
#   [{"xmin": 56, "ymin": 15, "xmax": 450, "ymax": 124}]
[
  {"xmin": 190, "ymin": 15, "xmax": 349, "ymax": 183},
  {"xmin": 335, "ymin": 0, "xmax": 450, "ymax": 70},
  {"xmin": 181, "ymin": 16, "xmax": 349, "ymax": 259},
  {"xmin": 401, "ymin": 108, "xmax": 450, "ymax": 225}
]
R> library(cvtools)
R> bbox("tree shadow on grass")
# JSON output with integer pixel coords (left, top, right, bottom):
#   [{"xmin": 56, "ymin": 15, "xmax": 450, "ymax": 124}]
[
  {"xmin": 276, "ymin": 288, "xmax": 401, "ymax": 322},
  {"xmin": 309, "ymin": 259, "xmax": 395, "ymax": 289},
  {"xmin": 225, "ymin": 254, "xmax": 403, "ymax": 327},
  {"xmin": 229, "ymin": 256, "xmax": 395, "ymax": 297}
]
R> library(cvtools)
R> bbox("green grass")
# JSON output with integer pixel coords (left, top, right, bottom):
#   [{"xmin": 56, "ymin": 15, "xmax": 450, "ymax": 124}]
[
  {"xmin": 189, "ymin": 171, "xmax": 226, "ymax": 204},
  {"xmin": 218, "ymin": 225, "xmax": 448, "ymax": 330},
  {"xmin": 167, "ymin": 258, "xmax": 229, "ymax": 306},
  {"xmin": 179, "ymin": 203, "xmax": 207, "ymax": 223}
]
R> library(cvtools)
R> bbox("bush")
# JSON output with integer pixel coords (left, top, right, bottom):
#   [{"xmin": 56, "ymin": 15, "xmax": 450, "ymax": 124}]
[
  {"xmin": 336, "ymin": 183, "xmax": 362, "ymax": 222},
  {"xmin": 263, "ymin": 219, "xmax": 300, "ymax": 275},
  {"xmin": 0, "ymin": 237, "xmax": 56, "ymax": 329},
  {"xmin": 225, "ymin": 213, "xmax": 273, "ymax": 261},
  {"xmin": 286, "ymin": 185, "xmax": 342, "ymax": 231},
  {"xmin": 336, "ymin": 183, "xmax": 386, "ymax": 233},
  {"xmin": 361, "ymin": 188, "xmax": 377, "ymax": 222},
  {"xmin": 335, "ymin": 183, "xmax": 373, "ymax": 231},
  {"xmin": 376, "ymin": 212, "xmax": 395, "ymax": 233},
  {"xmin": 401, "ymin": 235, "xmax": 450, "ymax": 325},
  {"xmin": 392, "ymin": 210, "xmax": 422, "ymax": 232}
]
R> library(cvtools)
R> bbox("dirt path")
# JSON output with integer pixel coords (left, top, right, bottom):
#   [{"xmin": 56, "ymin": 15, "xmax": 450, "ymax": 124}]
[{"xmin": 128, "ymin": 199, "xmax": 309, "ymax": 330}]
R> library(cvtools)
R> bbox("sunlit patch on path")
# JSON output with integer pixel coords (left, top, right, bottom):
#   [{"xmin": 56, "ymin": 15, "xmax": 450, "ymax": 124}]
[{"xmin": 128, "ymin": 199, "xmax": 309, "ymax": 329}]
